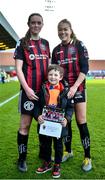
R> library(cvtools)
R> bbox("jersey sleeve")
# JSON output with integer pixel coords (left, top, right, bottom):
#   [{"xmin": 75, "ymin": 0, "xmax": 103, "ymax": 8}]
[
  {"xmin": 51, "ymin": 48, "xmax": 57, "ymax": 64},
  {"xmin": 47, "ymin": 41, "xmax": 51, "ymax": 59},
  {"xmin": 77, "ymin": 41, "xmax": 89, "ymax": 75},
  {"xmin": 13, "ymin": 40, "xmax": 24, "ymax": 60}
]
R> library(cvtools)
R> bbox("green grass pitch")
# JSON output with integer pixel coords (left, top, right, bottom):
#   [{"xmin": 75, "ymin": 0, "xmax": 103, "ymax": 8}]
[{"xmin": 0, "ymin": 79, "xmax": 105, "ymax": 179}]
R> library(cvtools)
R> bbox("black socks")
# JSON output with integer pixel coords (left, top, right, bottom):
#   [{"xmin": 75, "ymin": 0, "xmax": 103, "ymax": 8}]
[
  {"xmin": 17, "ymin": 131, "xmax": 28, "ymax": 161},
  {"xmin": 78, "ymin": 123, "xmax": 91, "ymax": 158},
  {"xmin": 64, "ymin": 121, "xmax": 72, "ymax": 153}
]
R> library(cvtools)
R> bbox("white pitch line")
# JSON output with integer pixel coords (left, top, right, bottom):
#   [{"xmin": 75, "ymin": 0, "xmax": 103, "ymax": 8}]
[{"xmin": 0, "ymin": 93, "xmax": 19, "ymax": 107}]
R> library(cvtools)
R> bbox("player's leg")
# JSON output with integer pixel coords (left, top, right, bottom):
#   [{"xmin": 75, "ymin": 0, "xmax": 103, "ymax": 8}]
[
  {"xmin": 17, "ymin": 114, "xmax": 32, "ymax": 172},
  {"xmin": 17, "ymin": 90, "xmax": 33, "ymax": 172},
  {"xmin": 62, "ymin": 120, "xmax": 73, "ymax": 162},
  {"xmin": 75, "ymin": 101, "xmax": 92, "ymax": 171}
]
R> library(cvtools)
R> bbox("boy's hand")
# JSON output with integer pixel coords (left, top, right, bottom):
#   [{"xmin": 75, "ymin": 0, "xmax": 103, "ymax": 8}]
[
  {"xmin": 38, "ymin": 115, "xmax": 44, "ymax": 124},
  {"xmin": 61, "ymin": 118, "xmax": 67, "ymax": 127}
]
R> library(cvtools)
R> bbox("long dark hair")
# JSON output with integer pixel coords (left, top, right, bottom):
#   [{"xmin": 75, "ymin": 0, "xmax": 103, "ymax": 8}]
[
  {"xmin": 58, "ymin": 19, "xmax": 78, "ymax": 44},
  {"xmin": 21, "ymin": 13, "xmax": 43, "ymax": 49}
]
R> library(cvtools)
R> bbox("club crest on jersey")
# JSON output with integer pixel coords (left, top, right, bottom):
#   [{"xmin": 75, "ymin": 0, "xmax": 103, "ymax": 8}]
[
  {"xmin": 69, "ymin": 47, "xmax": 76, "ymax": 55},
  {"xmin": 29, "ymin": 54, "xmax": 35, "ymax": 60},
  {"xmin": 24, "ymin": 101, "xmax": 34, "ymax": 111},
  {"xmin": 40, "ymin": 44, "xmax": 46, "ymax": 51}
]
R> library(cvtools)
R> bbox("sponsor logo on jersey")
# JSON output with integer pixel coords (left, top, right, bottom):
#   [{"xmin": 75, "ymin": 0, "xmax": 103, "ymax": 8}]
[
  {"xmin": 29, "ymin": 53, "xmax": 48, "ymax": 60},
  {"xmin": 24, "ymin": 101, "xmax": 34, "ymax": 111},
  {"xmin": 58, "ymin": 58, "xmax": 73, "ymax": 65}
]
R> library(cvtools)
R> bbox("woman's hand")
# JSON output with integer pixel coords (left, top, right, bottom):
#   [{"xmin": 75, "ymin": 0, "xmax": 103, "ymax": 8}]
[
  {"xmin": 67, "ymin": 72, "xmax": 86, "ymax": 98},
  {"xmin": 67, "ymin": 85, "xmax": 77, "ymax": 98},
  {"xmin": 61, "ymin": 118, "xmax": 67, "ymax": 127},
  {"xmin": 25, "ymin": 87, "xmax": 39, "ymax": 101},
  {"xmin": 38, "ymin": 115, "xmax": 44, "ymax": 124}
]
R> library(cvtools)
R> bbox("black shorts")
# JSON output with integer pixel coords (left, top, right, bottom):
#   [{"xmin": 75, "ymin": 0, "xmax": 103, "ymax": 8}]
[
  {"xmin": 18, "ymin": 90, "xmax": 40, "ymax": 119},
  {"xmin": 73, "ymin": 89, "xmax": 86, "ymax": 103}
]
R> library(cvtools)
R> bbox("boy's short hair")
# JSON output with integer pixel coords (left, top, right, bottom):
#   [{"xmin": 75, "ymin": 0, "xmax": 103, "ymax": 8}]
[{"xmin": 48, "ymin": 64, "xmax": 64, "ymax": 77}]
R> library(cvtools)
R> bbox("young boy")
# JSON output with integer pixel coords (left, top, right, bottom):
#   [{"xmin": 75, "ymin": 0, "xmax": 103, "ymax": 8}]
[{"xmin": 35, "ymin": 64, "xmax": 74, "ymax": 178}]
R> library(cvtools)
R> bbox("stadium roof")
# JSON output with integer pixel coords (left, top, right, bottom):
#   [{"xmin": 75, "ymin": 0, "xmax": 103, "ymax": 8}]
[{"xmin": 0, "ymin": 12, "xmax": 19, "ymax": 50}]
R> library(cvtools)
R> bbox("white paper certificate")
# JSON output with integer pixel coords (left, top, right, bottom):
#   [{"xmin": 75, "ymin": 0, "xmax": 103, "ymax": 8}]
[{"xmin": 39, "ymin": 120, "xmax": 62, "ymax": 138}]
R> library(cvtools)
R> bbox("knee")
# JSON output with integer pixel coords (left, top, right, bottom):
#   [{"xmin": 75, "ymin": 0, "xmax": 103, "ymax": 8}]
[
  {"xmin": 76, "ymin": 114, "xmax": 86, "ymax": 124},
  {"xmin": 19, "ymin": 124, "xmax": 30, "ymax": 135}
]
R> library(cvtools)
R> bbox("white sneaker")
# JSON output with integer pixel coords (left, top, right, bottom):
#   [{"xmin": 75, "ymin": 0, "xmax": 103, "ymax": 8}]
[
  {"xmin": 62, "ymin": 150, "xmax": 73, "ymax": 162},
  {"xmin": 82, "ymin": 158, "xmax": 92, "ymax": 172}
]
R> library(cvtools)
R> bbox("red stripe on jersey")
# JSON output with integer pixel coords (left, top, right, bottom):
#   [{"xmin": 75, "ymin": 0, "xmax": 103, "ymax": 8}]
[
  {"xmin": 75, "ymin": 47, "xmax": 80, "ymax": 77},
  {"xmin": 59, "ymin": 44, "xmax": 73, "ymax": 86},
  {"xmin": 75, "ymin": 48, "xmax": 83, "ymax": 91},
  {"xmin": 67, "ymin": 44, "xmax": 73, "ymax": 86},
  {"xmin": 60, "ymin": 45, "xmax": 64, "ymax": 65},
  {"xmin": 38, "ymin": 39, "xmax": 49, "ymax": 81},
  {"xmin": 31, "ymin": 40, "xmax": 41, "ymax": 92},
  {"xmin": 24, "ymin": 50, "xmax": 32, "ymax": 88}
]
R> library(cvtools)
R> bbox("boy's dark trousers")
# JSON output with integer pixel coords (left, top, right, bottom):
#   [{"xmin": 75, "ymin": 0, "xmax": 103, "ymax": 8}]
[{"xmin": 39, "ymin": 134, "xmax": 63, "ymax": 163}]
